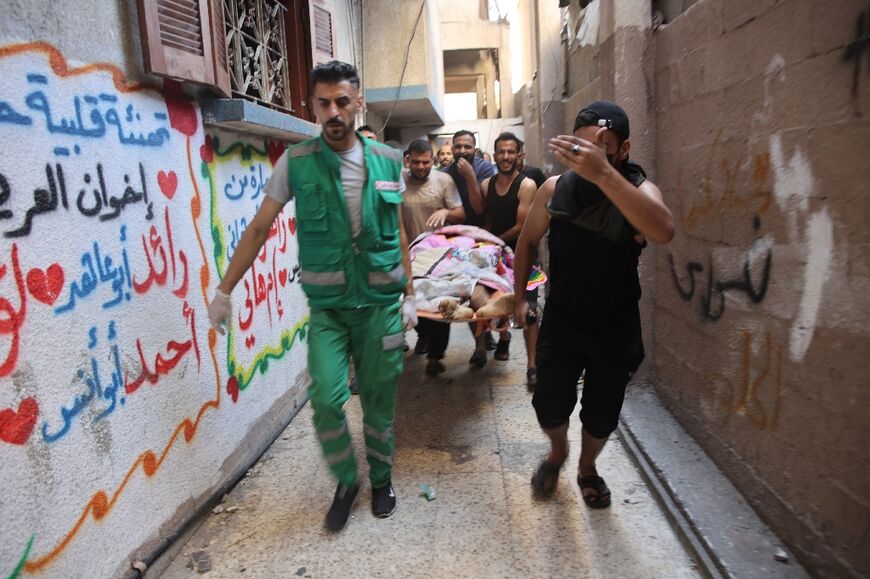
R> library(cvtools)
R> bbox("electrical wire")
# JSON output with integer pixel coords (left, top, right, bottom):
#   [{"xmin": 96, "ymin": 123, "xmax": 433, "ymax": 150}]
[{"xmin": 377, "ymin": 0, "xmax": 426, "ymax": 136}]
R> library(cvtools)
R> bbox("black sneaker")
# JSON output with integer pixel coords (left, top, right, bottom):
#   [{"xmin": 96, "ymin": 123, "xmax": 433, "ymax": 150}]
[
  {"xmin": 372, "ymin": 482, "xmax": 397, "ymax": 518},
  {"xmin": 325, "ymin": 482, "xmax": 360, "ymax": 531}
]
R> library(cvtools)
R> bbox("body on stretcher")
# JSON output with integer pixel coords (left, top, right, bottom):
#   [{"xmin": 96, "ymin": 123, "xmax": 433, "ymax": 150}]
[{"xmin": 409, "ymin": 225, "xmax": 546, "ymax": 333}]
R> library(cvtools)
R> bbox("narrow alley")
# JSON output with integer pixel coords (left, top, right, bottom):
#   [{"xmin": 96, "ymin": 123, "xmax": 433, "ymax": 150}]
[
  {"xmin": 2, "ymin": 1, "xmax": 868, "ymax": 578},
  {"xmin": 159, "ymin": 328, "xmax": 698, "ymax": 578}
]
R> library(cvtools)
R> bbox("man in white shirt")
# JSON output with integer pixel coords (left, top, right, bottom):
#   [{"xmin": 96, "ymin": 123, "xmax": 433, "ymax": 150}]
[{"xmin": 402, "ymin": 139, "xmax": 466, "ymax": 375}]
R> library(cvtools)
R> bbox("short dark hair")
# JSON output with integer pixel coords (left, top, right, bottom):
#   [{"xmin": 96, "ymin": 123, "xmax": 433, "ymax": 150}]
[
  {"xmin": 309, "ymin": 60, "xmax": 360, "ymax": 90},
  {"xmin": 407, "ymin": 139, "xmax": 433, "ymax": 156},
  {"xmin": 358, "ymin": 124, "xmax": 375, "ymax": 133},
  {"xmin": 494, "ymin": 132, "xmax": 523, "ymax": 152},
  {"xmin": 452, "ymin": 130, "xmax": 476, "ymax": 144}
]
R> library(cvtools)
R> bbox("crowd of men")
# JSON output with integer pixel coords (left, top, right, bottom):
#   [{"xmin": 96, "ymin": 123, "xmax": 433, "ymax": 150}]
[{"xmin": 208, "ymin": 60, "xmax": 674, "ymax": 532}]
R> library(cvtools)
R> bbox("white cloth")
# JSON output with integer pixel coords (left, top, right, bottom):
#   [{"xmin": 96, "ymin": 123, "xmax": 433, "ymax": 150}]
[{"xmin": 401, "ymin": 297, "xmax": 418, "ymax": 330}]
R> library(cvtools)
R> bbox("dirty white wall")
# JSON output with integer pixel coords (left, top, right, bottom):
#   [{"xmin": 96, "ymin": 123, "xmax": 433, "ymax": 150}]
[{"xmin": 0, "ymin": 1, "xmax": 328, "ymax": 577}]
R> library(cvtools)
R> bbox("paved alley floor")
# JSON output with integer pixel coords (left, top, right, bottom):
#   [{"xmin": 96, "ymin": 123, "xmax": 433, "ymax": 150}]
[{"xmin": 161, "ymin": 327, "xmax": 700, "ymax": 579}]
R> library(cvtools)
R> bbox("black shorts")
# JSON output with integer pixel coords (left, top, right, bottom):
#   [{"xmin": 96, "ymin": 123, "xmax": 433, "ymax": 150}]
[{"xmin": 531, "ymin": 315, "xmax": 639, "ymax": 439}]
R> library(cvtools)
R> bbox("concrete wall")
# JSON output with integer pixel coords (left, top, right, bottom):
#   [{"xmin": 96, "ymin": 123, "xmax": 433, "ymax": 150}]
[
  {"xmin": 555, "ymin": 0, "xmax": 659, "ymax": 383},
  {"xmin": 0, "ymin": 0, "xmax": 351, "ymax": 576},
  {"xmin": 538, "ymin": 1, "xmax": 568, "ymax": 172},
  {"xmin": 439, "ymin": 0, "xmax": 513, "ymax": 117},
  {"xmin": 653, "ymin": 1, "xmax": 870, "ymax": 576},
  {"xmin": 554, "ymin": 0, "xmax": 870, "ymax": 576},
  {"xmin": 361, "ymin": 0, "xmax": 444, "ymax": 127}
]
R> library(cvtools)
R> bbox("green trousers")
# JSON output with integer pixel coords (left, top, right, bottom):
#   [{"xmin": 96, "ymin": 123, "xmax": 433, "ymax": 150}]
[{"xmin": 307, "ymin": 301, "xmax": 404, "ymax": 488}]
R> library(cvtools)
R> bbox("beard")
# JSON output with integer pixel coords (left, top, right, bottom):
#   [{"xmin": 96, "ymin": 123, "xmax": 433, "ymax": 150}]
[
  {"xmin": 497, "ymin": 159, "xmax": 517, "ymax": 175},
  {"xmin": 607, "ymin": 153, "xmax": 622, "ymax": 171},
  {"xmin": 410, "ymin": 167, "xmax": 432, "ymax": 181},
  {"xmin": 454, "ymin": 152, "xmax": 474, "ymax": 163},
  {"xmin": 323, "ymin": 118, "xmax": 351, "ymax": 142}
]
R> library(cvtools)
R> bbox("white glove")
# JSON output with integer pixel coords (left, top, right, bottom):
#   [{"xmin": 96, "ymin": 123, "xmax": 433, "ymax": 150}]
[
  {"xmin": 208, "ymin": 289, "xmax": 232, "ymax": 335},
  {"xmin": 401, "ymin": 295, "xmax": 418, "ymax": 331}
]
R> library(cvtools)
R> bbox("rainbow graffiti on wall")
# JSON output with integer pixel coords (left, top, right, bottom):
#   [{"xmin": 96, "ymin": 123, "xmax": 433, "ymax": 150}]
[{"xmin": 0, "ymin": 43, "xmax": 309, "ymax": 578}]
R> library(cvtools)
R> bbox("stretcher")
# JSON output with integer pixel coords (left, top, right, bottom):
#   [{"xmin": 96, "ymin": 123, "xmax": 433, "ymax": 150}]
[{"xmin": 417, "ymin": 291, "xmax": 513, "ymax": 334}]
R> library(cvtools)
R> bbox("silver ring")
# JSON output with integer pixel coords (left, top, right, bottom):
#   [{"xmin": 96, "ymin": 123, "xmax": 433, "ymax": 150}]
[{"xmin": 571, "ymin": 144, "xmax": 581, "ymax": 154}]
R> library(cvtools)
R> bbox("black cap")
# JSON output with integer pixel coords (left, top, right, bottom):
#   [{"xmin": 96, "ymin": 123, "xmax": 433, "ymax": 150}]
[{"xmin": 576, "ymin": 101, "xmax": 630, "ymax": 141}]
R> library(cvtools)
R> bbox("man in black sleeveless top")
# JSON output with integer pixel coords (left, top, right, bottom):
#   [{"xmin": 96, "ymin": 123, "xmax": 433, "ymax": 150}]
[
  {"xmin": 512, "ymin": 102, "xmax": 674, "ymax": 508},
  {"xmin": 474, "ymin": 132, "xmax": 539, "ymax": 385}
]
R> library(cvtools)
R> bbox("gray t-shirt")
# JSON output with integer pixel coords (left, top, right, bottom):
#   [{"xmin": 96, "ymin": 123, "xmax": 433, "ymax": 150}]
[{"xmin": 264, "ymin": 139, "xmax": 404, "ymax": 238}]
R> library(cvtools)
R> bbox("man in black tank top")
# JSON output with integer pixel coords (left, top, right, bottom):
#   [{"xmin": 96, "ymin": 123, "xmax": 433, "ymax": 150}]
[
  {"xmin": 512, "ymin": 102, "xmax": 675, "ymax": 509},
  {"xmin": 473, "ymin": 132, "xmax": 539, "ymax": 384}
]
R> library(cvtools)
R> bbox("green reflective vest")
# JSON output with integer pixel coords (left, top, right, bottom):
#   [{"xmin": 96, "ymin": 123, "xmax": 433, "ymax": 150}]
[{"xmin": 288, "ymin": 133, "xmax": 406, "ymax": 308}]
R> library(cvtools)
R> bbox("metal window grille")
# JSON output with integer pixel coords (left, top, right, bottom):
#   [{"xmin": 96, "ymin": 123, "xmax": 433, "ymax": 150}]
[{"xmin": 224, "ymin": 0, "xmax": 292, "ymax": 112}]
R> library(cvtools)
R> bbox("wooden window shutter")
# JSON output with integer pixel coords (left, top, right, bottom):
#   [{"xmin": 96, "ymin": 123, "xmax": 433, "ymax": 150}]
[
  {"xmin": 207, "ymin": 0, "xmax": 231, "ymax": 96},
  {"xmin": 138, "ymin": 0, "xmax": 228, "ymax": 94},
  {"xmin": 309, "ymin": 0, "xmax": 336, "ymax": 65}
]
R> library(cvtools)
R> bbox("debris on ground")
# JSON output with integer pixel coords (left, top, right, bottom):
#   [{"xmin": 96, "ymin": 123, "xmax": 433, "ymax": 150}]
[
  {"xmin": 189, "ymin": 550, "xmax": 212, "ymax": 574},
  {"xmin": 774, "ymin": 548, "xmax": 789, "ymax": 563},
  {"xmin": 420, "ymin": 483, "xmax": 437, "ymax": 501},
  {"xmin": 212, "ymin": 505, "xmax": 225, "ymax": 514}
]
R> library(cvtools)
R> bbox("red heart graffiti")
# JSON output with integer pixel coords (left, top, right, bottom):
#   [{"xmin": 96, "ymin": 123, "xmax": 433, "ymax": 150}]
[
  {"xmin": 278, "ymin": 269, "xmax": 288, "ymax": 287},
  {"xmin": 0, "ymin": 397, "xmax": 39, "ymax": 445},
  {"xmin": 200, "ymin": 135, "xmax": 214, "ymax": 163},
  {"xmin": 26, "ymin": 264, "xmax": 64, "ymax": 305},
  {"xmin": 288, "ymin": 217, "xmax": 297, "ymax": 236},
  {"xmin": 163, "ymin": 79, "xmax": 198, "ymax": 137},
  {"xmin": 267, "ymin": 141, "xmax": 286, "ymax": 166},
  {"xmin": 157, "ymin": 170, "xmax": 178, "ymax": 200},
  {"xmin": 226, "ymin": 376, "xmax": 239, "ymax": 403}
]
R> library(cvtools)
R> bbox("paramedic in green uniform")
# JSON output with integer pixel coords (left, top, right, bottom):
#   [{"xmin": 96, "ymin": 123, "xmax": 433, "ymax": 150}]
[{"xmin": 207, "ymin": 61, "xmax": 416, "ymax": 532}]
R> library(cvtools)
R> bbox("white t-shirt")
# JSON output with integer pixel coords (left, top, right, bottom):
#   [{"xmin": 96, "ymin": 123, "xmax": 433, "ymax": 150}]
[{"xmin": 264, "ymin": 139, "xmax": 403, "ymax": 238}]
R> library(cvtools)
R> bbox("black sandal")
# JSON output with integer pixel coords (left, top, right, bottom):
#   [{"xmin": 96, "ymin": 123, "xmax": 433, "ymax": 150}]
[
  {"xmin": 531, "ymin": 460, "xmax": 564, "ymax": 498},
  {"xmin": 526, "ymin": 368, "xmax": 537, "ymax": 391},
  {"xmin": 578, "ymin": 475, "xmax": 611, "ymax": 508}
]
